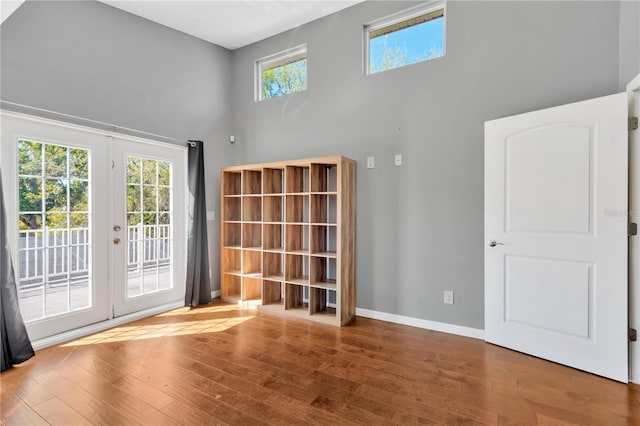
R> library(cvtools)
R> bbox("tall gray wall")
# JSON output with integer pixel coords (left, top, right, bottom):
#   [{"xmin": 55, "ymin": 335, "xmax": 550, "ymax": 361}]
[
  {"xmin": 2, "ymin": 1, "xmax": 637, "ymax": 329},
  {"xmin": 619, "ymin": 0, "xmax": 640, "ymax": 90},
  {"xmin": 230, "ymin": 1, "xmax": 625, "ymax": 329},
  {"xmin": 0, "ymin": 0, "xmax": 233, "ymax": 286}
]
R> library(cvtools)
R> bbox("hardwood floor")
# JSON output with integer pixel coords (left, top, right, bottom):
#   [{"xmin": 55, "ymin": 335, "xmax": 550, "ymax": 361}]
[{"xmin": 2, "ymin": 301, "xmax": 639, "ymax": 425}]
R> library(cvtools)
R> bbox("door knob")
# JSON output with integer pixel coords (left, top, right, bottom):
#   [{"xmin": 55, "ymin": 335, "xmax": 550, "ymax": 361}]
[
  {"xmin": 488, "ymin": 240, "xmax": 504, "ymax": 247},
  {"xmin": 114, "ymin": 238, "xmax": 121, "ymax": 245}
]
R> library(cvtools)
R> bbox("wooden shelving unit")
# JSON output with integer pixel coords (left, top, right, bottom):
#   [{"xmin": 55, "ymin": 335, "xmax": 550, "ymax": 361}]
[{"xmin": 220, "ymin": 156, "xmax": 355, "ymax": 326}]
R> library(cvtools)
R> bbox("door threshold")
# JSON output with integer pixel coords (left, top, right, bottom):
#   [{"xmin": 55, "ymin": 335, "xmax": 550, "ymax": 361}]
[{"xmin": 30, "ymin": 301, "xmax": 184, "ymax": 351}]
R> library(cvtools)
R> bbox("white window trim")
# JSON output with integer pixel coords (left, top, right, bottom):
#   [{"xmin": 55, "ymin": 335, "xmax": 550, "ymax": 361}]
[
  {"xmin": 363, "ymin": 0, "xmax": 446, "ymax": 75},
  {"xmin": 255, "ymin": 44, "xmax": 307, "ymax": 102}
]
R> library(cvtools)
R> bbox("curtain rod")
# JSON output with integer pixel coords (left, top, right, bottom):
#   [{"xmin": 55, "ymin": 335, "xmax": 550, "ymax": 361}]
[{"xmin": 0, "ymin": 100, "xmax": 197, "ymax": 147}]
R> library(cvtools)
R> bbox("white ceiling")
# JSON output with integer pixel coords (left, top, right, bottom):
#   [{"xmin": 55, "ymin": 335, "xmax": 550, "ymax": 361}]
[{"xmin": 98, "ymin": 1, "xmax": 364, "ymax": 50}]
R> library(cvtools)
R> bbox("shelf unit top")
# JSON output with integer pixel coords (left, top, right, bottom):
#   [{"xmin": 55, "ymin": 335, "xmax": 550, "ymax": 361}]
[{"xmin": 220, "ymin": 155, "xmax": 355, "ymax": 172}]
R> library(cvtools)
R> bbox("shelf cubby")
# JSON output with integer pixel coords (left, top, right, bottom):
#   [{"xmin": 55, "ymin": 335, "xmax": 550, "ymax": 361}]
[
  {"xmin": 285, "ymin": 166, "xmax": 309, "ymax": 193},
  {"xmin": 263, "ymin": 168, "xmax": 284, "ymax": 194},
  {"xmin": 263, "ymin": 280, "xmax": 283, "ymax": 305},
  {"xmin": 285, "ymin": 254, "xmax": 309, "ymax": 285},
  {"xmin": 223, "ymin": 223, "xmax": 241, "ymax": 247},
  {"xmin": 242, "ymin": 250, "xmax": 262, "ymax": 277},
  {"xmin": 285, "ymin": 283, "xmax": 309, "ymax": 311},
  {"xmin": 310, "ymin": 163, "xmax": 337, "ymax": 193},
  {"xmin": 310, "ymin": 256, "xmax": 337, "ymax": 289},
  {"xmin": 243, "ymin": 196, "xmax": 262, "ymax": 222},
  {"xmin": 263, "ymin": 252, "xmax": 284, "ymax": 281},
  {"xmin": 222, "ymin": 248, "xmax": 241, "ymax": 275},
  {"xmin": 243, "ymin": 169, "xmax": 262, "ymax": 195},
  {"xmin": 310, "ymin": 287, "xmax": 337, "ymax": 318},
  {"xmin": 220, "ymin": 156, "xmax": 354, "ymax": 325},
  {"xmin": 263, "ymin": 224, "xmax": 284, "ymax": 251},
  {"xmin": 310, "ymin": 194, "xmax": 337, "ymax": 224},
  {"xmin": 286, "ymin": 224, "xmax": 309, "ymax": 253},
  {"xmin": 242, "ymin": 277, "xmax": 262, "ymax": 301},
  {"xmin": 223, "ymin": 197, "xmax": 241, "ymax": 221},
  {"xmin": 223, "ymin": 171, "xmax": 242, "ymax": 196},
  {"xmin": 263, "ymin": 195, "xmax": 283, "ymax": 222},
  {"xmin": 242, "ymin": 223, "xmax": 262, "ymax": 249},
  {"xmin": 286, "ymin": 194, "xmax": 309, "ymax": 223},
  {"xmin": 310, "ymin": 225, "xmax": 337, "ymax": 256},
  {"xmin": 222, "ymin": 274, "xmax": 241, "ymax": 299}
]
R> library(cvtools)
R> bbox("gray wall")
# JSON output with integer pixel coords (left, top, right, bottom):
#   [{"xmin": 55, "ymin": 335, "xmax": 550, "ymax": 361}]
[
  {"xmin": 2, "ymin": 1, "xmax": 638, "ymax": 329},
  {"xmin": 230, "ymin": 1, "xmax": 627, "ymax": 329},
  {"xmin": 619, "ymin": 0, "xmax": 640, "ymax": 90},
  {"xmin": 0, "ymin": 0, "xmax": 233, "ymax": 287}
]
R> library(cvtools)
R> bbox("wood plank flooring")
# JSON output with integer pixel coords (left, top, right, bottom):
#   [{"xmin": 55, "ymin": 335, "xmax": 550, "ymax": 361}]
[{"xmin": 2, "ymin": 301, "xmax": 640, "ymax": 425}]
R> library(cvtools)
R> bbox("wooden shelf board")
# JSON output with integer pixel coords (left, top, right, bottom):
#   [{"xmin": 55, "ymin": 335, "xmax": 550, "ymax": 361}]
[
  {"xmin": 309, "ymin": 222, "xmax": 337, "ymax": 226},
  {"xmin": 259, "ymin": 304, "xmax": 338, "ymax": 325},
  {"xmin": 243, "ymin": 246, "xmax": 262, "ymax": 251},
  {"xmin": 286, "ymin": 222, "xmax": 309, "ymax": 225},
  {"xmin": 223, "ymin": 220, "xmax": 242, "ymax": 224},
  {"xmin": 285, "ymin": 192, "xmax": 309, "ymax": 196},
  {"xmin": 263, "ymin": 221, "xmax": 284, "ymax": 225},
  {"xmin": 311, "ymin": 308, "xmax": 337, "ymax": 317},
  {"xmin": 264, "ymin": 247, "xmax": 284, "ymax": 252},
  {"xmin": 286, "ymin": 276, "xmax": 309, "ymax": 285},
  {"xmin": 223, "ymin": 245, "xmax": 242, "ymax": 249},
  {"xmin": 263, "ymin": 193, "xmax": 284, "ymax": 196},
  {"xmin": 243, "ymin": 221, "xmax": 262, "ymax": 224},
  {"xmin": 310, "ymin": 192, "xmax": 338, "ymax": 195},
  {"xmin": 311, "ymin": 251, "xmax": 337, "ymax": 258},
  {"xmin": 310, "ymin": 281, "xmax": 336, "ymax": 290},
  {"xmin": 224, "ymin": 270, "xmax": 242, "ymax": 276},
  {"xmin": 264, "ymin": 275, "xmax": 284, "ymax": 281},
  {"xmin": 286, "ymin": 249, "xmax": 309, "ymax": 255},
  {"xmin": 223, "ymin": 194, "xmax": 242, "ymax": 198},
  {"xmin": 221, "ymin": 295, "xmax": 241, "ymax": 304},
  {"xmin": 243, "ymin": 272, "xmax": 263, "ymax": 279}
]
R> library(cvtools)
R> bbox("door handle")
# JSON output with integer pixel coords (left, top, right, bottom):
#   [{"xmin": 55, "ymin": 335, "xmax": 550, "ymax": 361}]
[
  {"xmin": 114, "ymin": 238, "xmax": 121, "ymax": 245},
  {"xmin": 113, "ymin": 225, "xmax": 121, "ymax": 232},
  {"xmin": 488, "ymin": 240, "xmax": 504, "ymax": 247}
]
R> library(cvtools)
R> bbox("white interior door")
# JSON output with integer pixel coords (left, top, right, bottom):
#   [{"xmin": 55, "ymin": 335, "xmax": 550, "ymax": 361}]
[
  {"xmin": 1, "ymin": 112, "xmax": 110, "ymax": 341},
  {"xmin": 484, "ymin": 93, "xmax": 628, "ymax": 382},
  {"xmin": 111, "ymin": 137, "xmax": 187, "ymax": 317}
]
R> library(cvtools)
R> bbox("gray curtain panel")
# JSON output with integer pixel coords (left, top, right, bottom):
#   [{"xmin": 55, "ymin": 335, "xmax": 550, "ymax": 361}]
[
  {"xmin": 185, "ymin": 141, "xmax": 212, "ymax": 307},
  {"xmin": 1, "ymin": 168, "xmax": 35, "ymax": 371}
]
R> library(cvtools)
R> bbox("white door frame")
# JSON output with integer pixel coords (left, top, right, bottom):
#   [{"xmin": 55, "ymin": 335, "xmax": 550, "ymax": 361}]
[{"xmin": 628, "ymin": 74, "xmax": 640, "ymax": 383}]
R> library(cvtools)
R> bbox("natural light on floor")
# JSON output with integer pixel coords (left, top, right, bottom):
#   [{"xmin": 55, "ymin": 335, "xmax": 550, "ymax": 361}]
[{"xmin": 61, "ymin": 305, "xmax": 255, "ymax": 347}]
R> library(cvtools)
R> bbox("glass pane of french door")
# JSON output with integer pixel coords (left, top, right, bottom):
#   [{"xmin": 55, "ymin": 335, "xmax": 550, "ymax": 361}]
[
  {"xmin": 126, "ymin": 156, "xmax": 173, "ymax": 297},
  {"xmin": 112, "ymin": 138, "xmax": 186, "ymax": 317},
  {"xmin": 17, "ymin": 140, "xmax": 92, "ymax": 321}
]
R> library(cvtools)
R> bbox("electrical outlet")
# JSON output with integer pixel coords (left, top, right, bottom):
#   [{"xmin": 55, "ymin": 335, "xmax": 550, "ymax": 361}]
[
  {"xmin": 444, "ymin": 290, "xmax": 454, "ymax": 305},
  {"xmin": 367, "ymin": 156, "xmax": 375, "ymax": 169},
  {"xmin": 394, "ymin": 154, "xmax": 402, "ymax": 166}
]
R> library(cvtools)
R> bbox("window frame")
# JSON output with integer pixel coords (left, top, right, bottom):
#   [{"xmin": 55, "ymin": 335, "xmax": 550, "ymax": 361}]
[
  {"xmin": 364, "ymin": 1, "xmax": 446, "ymax": 75},
  {"xmin": 255, "ymin": 44, "xmax": 308, "ymax": 102}
]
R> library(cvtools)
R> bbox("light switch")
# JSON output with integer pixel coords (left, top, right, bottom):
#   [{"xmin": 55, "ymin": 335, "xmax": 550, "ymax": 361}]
[{"xmin": 367, "ymin": 156, "xmax": 375, "ymax": 169}]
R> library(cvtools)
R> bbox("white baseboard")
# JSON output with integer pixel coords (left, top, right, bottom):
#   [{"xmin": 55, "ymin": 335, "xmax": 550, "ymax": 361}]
[
  {"xmin": 355, "ymin": 307, "xmax": 485, "ymax": 340},
  {"xmin": 31, "ymin": 301, "xmax": 184, "ymax": 351},
  {"xmin": 211, "ymin": 289, "xmax": 221, "ymax": 298}
]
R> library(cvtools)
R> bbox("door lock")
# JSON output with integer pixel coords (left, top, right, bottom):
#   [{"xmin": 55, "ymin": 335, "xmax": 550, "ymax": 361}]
[
  {"xmin": 113, "ymin": 238, "xmax": 121, "ymax": 245},
  {"xmin": 113, "ymin": 225, "xmax": 121, "ymax": 232}
]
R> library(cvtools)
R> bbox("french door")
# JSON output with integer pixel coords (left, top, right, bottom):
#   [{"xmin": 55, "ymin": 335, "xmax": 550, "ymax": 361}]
[
  {"xmin": 111, "ymin": 137, "xmax": 186, "ymax": 317},
  {"xmin": 1, "ymin": 112, "xmax": 186, "ymax": 341}
]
